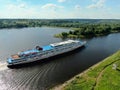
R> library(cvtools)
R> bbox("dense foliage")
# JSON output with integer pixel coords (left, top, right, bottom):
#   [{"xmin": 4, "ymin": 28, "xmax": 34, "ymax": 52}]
[
  {"xmin": 0, "ymin": 19, "xmax": 120, "ymax": 29},
  {"xmin": 58, "ymin": 24, "xmax": 120, "ymax": 38},
  {"xmin": 0, "ymin": 19, "xmax": 120, "ymax": 38},
  {"xmin": 53, "ymin": 20, "xmax": 120, "ymax": 38},
  {"xmin": 0, "ymin": 19, "xmax": 42, "ymax": 28}
]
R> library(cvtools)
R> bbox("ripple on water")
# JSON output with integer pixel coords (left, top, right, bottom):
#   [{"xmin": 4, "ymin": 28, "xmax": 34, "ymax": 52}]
[
  {"xmin": 0, "ymin": 60, "xmax": 59, "ymax": 90},
  {"xmin": 0, "ymin": 32, "xmax": 120, "ymax": 90},
  {"xmin": 0, "ymin": 62, "xmax": 8, "ymax": 71}
]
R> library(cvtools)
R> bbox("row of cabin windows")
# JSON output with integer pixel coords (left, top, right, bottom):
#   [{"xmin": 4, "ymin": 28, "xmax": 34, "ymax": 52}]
[
  {"xmin": 23, "ymin": 43, "xmax": 79, "ymax": 58},
  {"xmin": 12, "ymin": 43, "xmax": 79, "ymax": 63},
  {"xmin": 22, "ymin": 43, "xmax": 79, "ymax": 58},
  {"xmin": 37, "ymin": 50, "xmax": 54, "ymax": 56},
  {"xmin": 55, "ymin": 43, "xmax": 78, "ymax": 51},
  {"xmin": 12, "ymin": 59, "xmax": 25, "ymax": 63}
]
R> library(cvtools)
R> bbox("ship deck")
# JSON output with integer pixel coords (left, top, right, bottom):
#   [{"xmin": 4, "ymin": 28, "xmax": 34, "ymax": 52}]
[
  {"xmin": 11, "ymin": 54, "xmax": 20, "ymax": 59},
  {"xmin": 42, "ymin": 45, "xmax": 53, "ymax": 51}
]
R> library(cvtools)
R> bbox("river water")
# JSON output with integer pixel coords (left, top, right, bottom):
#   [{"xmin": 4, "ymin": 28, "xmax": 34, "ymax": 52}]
[{"xmin": 0, "ymin": 27, "xmax": 120, "ymax": 90}]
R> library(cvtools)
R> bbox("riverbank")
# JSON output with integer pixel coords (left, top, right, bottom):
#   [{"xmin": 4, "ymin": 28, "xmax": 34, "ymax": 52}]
[
  {"xmin": 52, "ymin": 50, "xmax": 120, "ymax": 90},
  {"xmin": 0, "ymin": 19, "xmax": 120, "ymax": 39},
  {"xmin": 54, "ymin": 26, "xmax": 120, "ymax": 39}
]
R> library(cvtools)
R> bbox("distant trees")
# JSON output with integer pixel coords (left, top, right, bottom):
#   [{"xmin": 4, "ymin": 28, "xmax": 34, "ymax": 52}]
[
  {"xmin": 55, "ymin": 23, "xmax": 120, "ymax": 38},
  {"xmin": 61, "ymin": 32, "xmax": 68, "ymax": 37},
  {"xmin": 0, "ymin": 19, "xmax": 120, "ymax": 30},
  {"xmin": 0, "ymin": 19, "xmax": 42, "ymax": 29},
  {"xmin": 0, "ymin": 19, "xmax": 120, "ymax": 39}
]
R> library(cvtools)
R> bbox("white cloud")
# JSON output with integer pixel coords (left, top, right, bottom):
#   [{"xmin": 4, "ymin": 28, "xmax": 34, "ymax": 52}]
[
  {"xmin": 41, "ymin": 3, "xmax": 64, "ymax": 9},
  {"xmin": 1, "ymin": 0, "xmax": 119, "ymax": 19},
  {"xmin": 4, "ymin": 3, "xmax": 39, "ymax": 19},
  {"xmin": 87, "ymin": 0, "xmax": 106, "ymax": 9},
  {"xmin": 7, "ymin": 3, "xmax": 27, "ymax": 10},
  {"xmin": 75, "ymin": 5, "xmax": 81, "ymax": 10},
  {"xmin": 58, "ymin": 0, "xmax": 66, "ymax": 3},
  {"xmin": 19, "ymin": 3, "xmax": 26, "ymax": 8},
  {"xmin": 3, "ymin": 2, "xmax": 65, "ymax": 19}
]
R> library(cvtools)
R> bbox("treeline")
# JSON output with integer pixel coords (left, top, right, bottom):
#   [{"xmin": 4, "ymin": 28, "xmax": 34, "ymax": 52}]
[
  {"xmin": 0, "ymin": 19, "xmax": 120, "ymax": 38},
  {"xmin": 0, "ymin": 19, "xmax": 42, "ymax": 28},
  {"xmin": 55, "ymin": 23, "xmax": 120, "ymax": 38},
  {"xmin": 0, "ymin": 19, "xmax": 120, "ymax": 29}
]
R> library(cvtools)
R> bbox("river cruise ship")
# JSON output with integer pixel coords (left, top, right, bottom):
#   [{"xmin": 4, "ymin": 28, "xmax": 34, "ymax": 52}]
[{"xmin": 7, "ymin": 40, "xmax": 86, "ymax": 67}]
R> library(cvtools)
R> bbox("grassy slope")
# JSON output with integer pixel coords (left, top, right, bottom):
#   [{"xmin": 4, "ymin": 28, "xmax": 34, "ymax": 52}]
[{"xmin": 61, "ymin": 50, "xmax": 120, "ymax": 90}]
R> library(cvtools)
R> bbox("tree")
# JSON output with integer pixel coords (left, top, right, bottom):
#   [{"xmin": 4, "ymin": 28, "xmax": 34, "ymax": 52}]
[{"xmin": 61, "ymin": 32, "xmax": 68, "ymax": 37}]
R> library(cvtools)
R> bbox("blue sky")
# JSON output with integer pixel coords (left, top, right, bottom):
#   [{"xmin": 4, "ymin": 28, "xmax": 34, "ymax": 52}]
[{"xmin": 0, "ymin": 0, "xmax": 120, "ymax": 19}]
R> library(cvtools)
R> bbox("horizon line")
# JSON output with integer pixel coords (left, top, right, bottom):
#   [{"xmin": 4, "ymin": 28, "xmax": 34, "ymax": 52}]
[{"xmin": 0, "ymin": 18, "xmax": 120, "ymax": 20}]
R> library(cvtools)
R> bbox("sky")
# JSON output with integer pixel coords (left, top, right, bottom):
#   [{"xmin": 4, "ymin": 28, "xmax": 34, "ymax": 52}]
[{"xmin": 0, "ymin": 0, "xmax": 120, "ymax": 19}]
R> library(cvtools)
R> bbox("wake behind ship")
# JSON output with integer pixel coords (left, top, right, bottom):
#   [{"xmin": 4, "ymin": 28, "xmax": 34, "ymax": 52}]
[{"xmin": 7, "ymin": 40, "xmax": 86, "ymax": 67}]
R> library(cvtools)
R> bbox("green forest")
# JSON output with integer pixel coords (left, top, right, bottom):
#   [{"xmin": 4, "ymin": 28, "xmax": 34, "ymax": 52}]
[
  {"xmin": 54, "ymin": 23, "xmax": 120, "ymax": 38},
  {"xmin": 0, "ymin": 19, "xmax": 120, "ymax": 38}
]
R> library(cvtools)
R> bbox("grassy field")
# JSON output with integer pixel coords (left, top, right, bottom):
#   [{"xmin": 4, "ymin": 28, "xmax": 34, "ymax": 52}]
[{"xmin": 54, "ymin": 50, "xmax": 120, "ymax": 90}]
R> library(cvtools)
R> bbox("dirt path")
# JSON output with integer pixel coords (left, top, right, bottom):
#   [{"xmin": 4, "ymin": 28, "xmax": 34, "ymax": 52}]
[{"xmin": 92, "ymin": 59, "xmax": 120, "ymax": 90}]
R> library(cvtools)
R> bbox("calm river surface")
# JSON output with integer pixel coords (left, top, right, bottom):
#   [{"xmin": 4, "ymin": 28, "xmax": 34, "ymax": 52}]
[{"xmin": 0, "ymin": 27, "xmax": 120, "ymax": 90}]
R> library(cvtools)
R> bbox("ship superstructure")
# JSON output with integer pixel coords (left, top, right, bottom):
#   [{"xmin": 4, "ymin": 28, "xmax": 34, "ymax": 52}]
[{"xmin": 7, "ymin": 40, "xmax": 86, "ymax": 66}]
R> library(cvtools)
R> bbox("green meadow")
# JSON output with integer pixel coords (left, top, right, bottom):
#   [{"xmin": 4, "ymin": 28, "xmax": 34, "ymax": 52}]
[{"xmin": 62, "ymin": 50, "xmax": 120, "ymax": 90}]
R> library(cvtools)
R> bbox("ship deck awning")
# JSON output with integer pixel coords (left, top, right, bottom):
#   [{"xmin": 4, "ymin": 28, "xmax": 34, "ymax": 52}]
[
  {"xmin": 50, "ymin": 40, "xmax": 79, "ymax": 47},
  {"xmin": 42, "ymin": 45, "xmax": 53, "ymax": 51}
]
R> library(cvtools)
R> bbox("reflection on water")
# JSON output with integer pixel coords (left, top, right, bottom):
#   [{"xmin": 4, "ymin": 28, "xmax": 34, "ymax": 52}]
[{"xmin": 0, "ymin": 27, "xmax": 120, "ymax": 90}]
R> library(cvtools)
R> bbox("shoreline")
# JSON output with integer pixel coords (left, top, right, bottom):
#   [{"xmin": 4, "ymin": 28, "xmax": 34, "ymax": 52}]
[
  {"xmin": 54, "ymin": 31, "xmax": 120, "ymax": 39},
  {"xmin": 52, "ymin": 50, "xmax": 120, "ymax": 90},
  {"xmin": 52, "ymin": 59, "xmax": 105, "ymax": 90}
]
